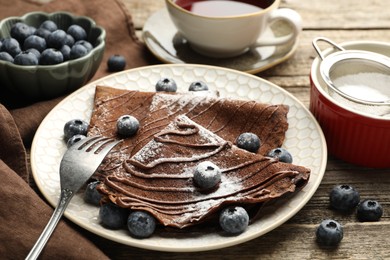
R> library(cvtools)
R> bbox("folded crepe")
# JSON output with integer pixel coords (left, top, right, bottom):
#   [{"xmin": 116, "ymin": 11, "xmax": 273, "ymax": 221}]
[
  {"xmin": 87, "ymin": 86, "xmax": 310, "ymax": 228},
  {"xmin": 97, "ymin": 115, "xmax": 310, "ymax": 228}
]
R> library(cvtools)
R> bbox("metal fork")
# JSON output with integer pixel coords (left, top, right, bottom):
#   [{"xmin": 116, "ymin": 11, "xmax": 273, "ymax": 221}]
[{"xmin": 26, "ymin": 136, "xmax": 121, "ymax": 260}]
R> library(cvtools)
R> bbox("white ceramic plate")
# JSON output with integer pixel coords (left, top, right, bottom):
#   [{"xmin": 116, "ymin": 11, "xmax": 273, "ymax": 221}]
[
  {"xmin": 143, "ymin": 9, "xmax": 299, "ymax": 74},
  {"xmin": 31, "ymin": 64, "xmax": 327, "ymax": 252}
]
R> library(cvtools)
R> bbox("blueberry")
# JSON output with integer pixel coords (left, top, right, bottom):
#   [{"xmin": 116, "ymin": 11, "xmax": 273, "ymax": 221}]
[
  {"xmin": 67, "ymin": 24, "xmax": 87, "ymax": 41},
  {"xmin": 267, "ymin": 147, "xmax": 293, "ymax": 163},
  {"xmin": 116, "ymin": 115, "xmax": 139, "ymax": 137},
  {"xmin": 70, "ymin": 44, "xmax": 88, "ymax": 59},
  {"xmin": 0, "ymin": 51, "xmax": 14, "ymax": 62},
  {"xmin": 155, "ymin": 78, "xmax": 177, "ymax": 92},
  {"xmin": 60, "ymin": 45, "xmax": 71, "ymax": 61},
  {"xmin": 66, "ymin": 134, "xmax": 86, "ymax": 148},
  {"xmin": 316, "ymin": 219, "xmax": 343, "ymax": 246},
  {"xmin": 34, "ymin": 28, "xmax": 51, "ymax": 40},
  {"xmin": 127, "ymin": 211, "xmax": 156, "ymax": 238},
  {"xmin": 63, "ymin": 119, "xmax": 89, "ymax": 141},
  {"xmin": 14, "ymin": 51, "xmax": 38, "ymax": 65},
  {"xmin": 10, "ymin": 22, "xmax": 35, "ymax": 44},
  {"xmin": 189, "ymin": 81, "xmax": 209, "ymax": 91},
  {"xmin": 357, "ymin": 199, "xmax": 383, "ymax": 222},
  {"xmin": 84, "ymin": 181, "xmax": 103, "ymax": 206},
  {"xmin": 193, "ymin": 161, "xmax": 221, "ymax": 190},
  {"xmin": 219, "ymin": 206, "xmax": 249, "ymax": 234},
  {"xmin": 23, "ymin": 35, "xmax": 47, "ymax": 52},
  {"xmin": 47, "ymin": 29, "xmax": 67, "ymax": 49},
  {"xmin": 40, "ymin": 48, "xmax": 63, "ymax": 65},
  {"xmin": 329, "ymin": 184, "xmax": 360, "ymax": 212},
  {"xmin": 25, "ymin": 48, "xmax": 41, "ymax": 60},
  {"xmin": 99, "ymin": 202, "xmax": 128, "ymax": 229},
  {"xmin": 64, "ymin": 34, "xmax": 75, "ymax": 47},
  {"xmin": 107, "ymin": 54, "xmax": 126, "ymax": 72},
  {"xmin": 236, "ymin": 132, "xmax": 260, "ymax": 153},
  {"xmin": 39, "ymin": 20, "xmax": 58, "ymax": 32},
  {"xmin": 74, "ymin": 40, "xmax": 93, "ymax": 52},
  {"xmin": 1, "ymin": 38, "xmax": 21, "ymax": 57}
]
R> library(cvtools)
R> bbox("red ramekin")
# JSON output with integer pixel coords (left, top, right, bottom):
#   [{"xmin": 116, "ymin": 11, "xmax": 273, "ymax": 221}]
[{"xmin": 310, "ymin": 41, "xmax": 390, "ymax": 168}]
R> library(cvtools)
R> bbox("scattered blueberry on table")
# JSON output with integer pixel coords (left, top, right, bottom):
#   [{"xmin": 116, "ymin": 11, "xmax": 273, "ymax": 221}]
[
  {"xmin": 357, "ymin": 199, "xmax": 383, "ymax": 222},
  {"xmin": 329, "ymin": 184, "xmax": 360, "ymax": 212},
  {"xmin": 316, "ymin": 219, "xmax": 343, "ymax": 246},
  {"xmin": 107, "ymin": 54, "xmax": 126, "ymax": 71}
]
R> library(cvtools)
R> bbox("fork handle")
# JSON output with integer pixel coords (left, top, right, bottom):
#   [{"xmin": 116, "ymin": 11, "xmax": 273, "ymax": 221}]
[{"xmin": 26, "ymin": 188, "xmax": 74, "ymax": 260}]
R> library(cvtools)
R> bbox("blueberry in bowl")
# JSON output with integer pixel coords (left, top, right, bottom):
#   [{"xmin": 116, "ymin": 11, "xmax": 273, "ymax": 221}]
[{"xmin": 0, "ymin": 11, "xmax": 105, "ymax": 103}]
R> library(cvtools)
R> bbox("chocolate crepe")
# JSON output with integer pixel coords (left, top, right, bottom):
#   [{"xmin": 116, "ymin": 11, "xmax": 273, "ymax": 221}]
[
  {"xmin": 98, "ymin": 115, "xmax": 310, "ymax": 228},
  {"xmin": 87, "ymin": 85, "xmax": 310, "ymax": 229}
]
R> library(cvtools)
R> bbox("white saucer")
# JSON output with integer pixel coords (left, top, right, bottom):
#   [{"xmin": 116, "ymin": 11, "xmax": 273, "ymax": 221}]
[{"xmin": 143, "ymin": 9, "xmax": 299, "ymax": 74}]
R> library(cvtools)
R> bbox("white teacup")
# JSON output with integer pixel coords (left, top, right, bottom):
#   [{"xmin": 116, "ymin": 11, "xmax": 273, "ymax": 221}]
[{"xmin": 165, "ymin": 0, "xmax": 302, "ymax": 58}]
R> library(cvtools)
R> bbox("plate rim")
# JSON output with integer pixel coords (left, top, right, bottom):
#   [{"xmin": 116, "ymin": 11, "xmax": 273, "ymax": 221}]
[{"xmin": 31, "ymin": 63, "xmax": 327, "ymax": 252}]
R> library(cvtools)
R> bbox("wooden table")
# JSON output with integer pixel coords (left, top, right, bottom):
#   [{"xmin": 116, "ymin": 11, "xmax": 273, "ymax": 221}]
[{"xmin": 85, "ymin": 1, "xmax": 390, "ymax": 259}]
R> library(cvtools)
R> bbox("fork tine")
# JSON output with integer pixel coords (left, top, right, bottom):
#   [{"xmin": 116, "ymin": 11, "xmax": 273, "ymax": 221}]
[
  {"xmin": 97, "ymin": 139, "xmax": 122, "ymax": 155},
  {"xmin": 68, "ymin": 135, "xmax": 104, "ymax": 151}
]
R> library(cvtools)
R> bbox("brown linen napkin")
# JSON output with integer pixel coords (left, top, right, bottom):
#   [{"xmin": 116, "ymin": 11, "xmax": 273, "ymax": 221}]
[{"xmin": 0, "ymin": 0, "xmax": 157, "ymax": 258}]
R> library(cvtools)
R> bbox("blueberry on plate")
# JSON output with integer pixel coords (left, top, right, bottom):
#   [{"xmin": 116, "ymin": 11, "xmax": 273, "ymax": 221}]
[
  {"xmin": 155, "ymin": 77, "xmax": 177, "ymax": 92},
  {"xmin": 67, "ymin": 24, "xmax": 87, "ymax": 41},
  {"xmin": 107, "ymin": 54, "xmax": 126, "ymax": 72},
  {"xmin": 0, "ymin": 51, "xmax": 14, "ymax": 62},
  {"xmin": 127, "ymin": 211, "xmax": 156, "ymax": 238},
  {"xmin": 40, "ymin": 48, "xmax": 64, "ymax": 65},
  {"xmin": 23, "ymin": 35, "xmax": 47, "ymax": 52},
  {"xmin": 189, "ymin": 81, "xmax": 209, "ymax": 91},
  {"xmin": 14, "ymin": 51, "xmax": 39, "ymax": 65},
  {"xmin": 84, "ymin": 181, "xmax": 103, "ymax": 206},
  {"xmin": 357, "ymin": 199, "xmax": 383, "ymax": 222},
  {"xmin": 316, "ymin": 219, "xmax": 343, "ymax": 246},
  {"xmin": 70, "ymin": 44, "xmax": 88, "ymax": 59},
  {"xmin": 193, "ymin": 161, "xmax": 221, "ymax": 190},
  {"xmin": 1, "ymin": 38, "xmax": 21, "ymax": 57},
  {"xmin": 267, "ymin": 147, "xmax": 293, "ymax": 163},
  {"xmin": 329, "ymin": 184, "xmax": 360, "ymax": 212},
  {"xmin": 219, "ymin": 206, "xmax": 249, "ymax": 235},
  {"xmin": 236, "ymin": 132, "xmax": 260, "ymax": 153},
  {"xmin": 99, "ymin": 202, "xmax": 128, "ymax": 229},
  {"xmin": 66, "ymin": 134, "xmax": 86, "ymax": 148},
  {"xmin": 116, "ymin": 115, "xmax": 139, "ymax": 137},
  {"xmin": 63, "ymin": 119, "xmax": 89, "ymax": 141},
  {"xmin": 47, "ymin": 29, "xmax": 67, "ymax": 49}
]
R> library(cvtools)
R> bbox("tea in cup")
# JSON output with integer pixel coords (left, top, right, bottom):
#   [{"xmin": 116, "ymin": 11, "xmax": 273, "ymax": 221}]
[{"xmin": 165, "ymin": 0, "xmax": 302, "ymax": 58}]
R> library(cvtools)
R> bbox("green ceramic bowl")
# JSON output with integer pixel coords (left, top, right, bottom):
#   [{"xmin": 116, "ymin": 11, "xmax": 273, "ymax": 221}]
[{"xmin": 0, "ymin": 11, "xmax": 105, "ymax": 103}]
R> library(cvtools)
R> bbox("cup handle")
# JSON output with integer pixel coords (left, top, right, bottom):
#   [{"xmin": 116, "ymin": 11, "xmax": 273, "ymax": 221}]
[{"xmin": 253, "ymin": 8, "xmax": 302, "ymax": 47}]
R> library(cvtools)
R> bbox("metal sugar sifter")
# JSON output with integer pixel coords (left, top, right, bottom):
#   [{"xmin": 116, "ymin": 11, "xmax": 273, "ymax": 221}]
[{"xmin": 312, "ymin": 37, "xmax": 390, "ymax": 117}]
